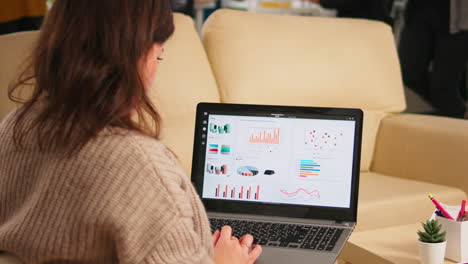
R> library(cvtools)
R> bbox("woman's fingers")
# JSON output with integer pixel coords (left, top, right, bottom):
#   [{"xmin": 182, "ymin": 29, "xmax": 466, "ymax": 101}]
[
  {"xmin": 212, "ymin": 230, "xmax": 221, "ymax": 246},
  {"xmin": 239, "ymin": 234, "xmax": 254, "ymax": 248},
  {"xmin": 219, "ymin": 225, "xmax": 233, "ymax": 241},
  {"xmin": 248, "ymin": 245, "xmax": 263, "ymax": 263}
]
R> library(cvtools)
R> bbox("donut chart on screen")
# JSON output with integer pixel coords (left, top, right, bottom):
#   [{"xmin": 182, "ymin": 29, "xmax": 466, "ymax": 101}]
[{"xmin": 237, "ymin": 166, "xmax": 259, "ymax": 176}]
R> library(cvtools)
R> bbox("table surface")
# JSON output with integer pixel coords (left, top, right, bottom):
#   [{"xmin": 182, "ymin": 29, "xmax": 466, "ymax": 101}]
[{"xmin": 342, "ymin": 224, "xmax": 457, "ymax": 264}]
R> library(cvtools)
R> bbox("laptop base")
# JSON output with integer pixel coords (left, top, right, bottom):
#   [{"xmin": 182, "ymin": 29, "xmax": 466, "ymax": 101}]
[{"xmin": 257, "ymin": 247, "xmax": 337, "ymax": 264}]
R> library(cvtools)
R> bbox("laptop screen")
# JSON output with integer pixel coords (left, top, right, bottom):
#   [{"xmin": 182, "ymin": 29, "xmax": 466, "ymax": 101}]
[
  {"xmin": 192, "ymin": 103, "xmax": 362, "ymax": 221},
  {"xmin": 201, "ymin": 114, "xmax": 355, "ymax": 209}
]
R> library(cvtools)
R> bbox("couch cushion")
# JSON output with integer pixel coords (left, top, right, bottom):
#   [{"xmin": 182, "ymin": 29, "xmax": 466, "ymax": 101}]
[
  {"xmin": 0, "ymin": 14, "xmax": 220, "ymax": 175},
  {"xmin": 356, "ymin": 172, "xmax": 466, "ymax": 232},
  {"xmin": 202, "ymin": 9, "xmax": 406, "ymax": 171},
  {"xmin": 0, "ymin": 252, "xmax": 22, "ymax": 264},
  {"xmin": 149, "ymin": 14, "xmax": 220, "ymax": 174},
  {"xmin": 372, "ymin": 113, "xmax": 468, "ymax": 196},
  {"xmin": 0, "ymin": 31, "xmax": 38, "ymax": 121},
  {"xmin": 150, "ymin": 13, "xmax": 220, "ymax": 122}
]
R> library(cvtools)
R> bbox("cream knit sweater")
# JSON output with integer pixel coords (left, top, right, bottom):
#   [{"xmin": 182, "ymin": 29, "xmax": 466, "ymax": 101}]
[{"xmin": 0, "ymin": 108, "xmax": 214, "ymax": 264}]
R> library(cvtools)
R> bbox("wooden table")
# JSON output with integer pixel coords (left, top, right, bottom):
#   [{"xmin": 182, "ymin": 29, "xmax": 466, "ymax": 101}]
[{"xmin": 339, "ymin": 224, "xmax": 457, "ymax": 264}]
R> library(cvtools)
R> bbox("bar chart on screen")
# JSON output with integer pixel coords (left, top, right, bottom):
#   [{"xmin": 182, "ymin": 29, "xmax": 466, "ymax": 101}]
[
  {"xmin": 298, "ymin": 159, "xmax": 321, "ymax": 179},
  {"xmin": 214, "ymin": 184, "xmax": 261, "ymax": 200},
  {"xmin": 248, "ymin": 127, "xmax": 280, "ymax": 145}
]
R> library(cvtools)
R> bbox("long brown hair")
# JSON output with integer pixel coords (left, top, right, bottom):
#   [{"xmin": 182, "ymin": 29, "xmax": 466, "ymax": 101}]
[{"xmin": 8, "ymin": 0, "xmax": 174, "ymax": 153}]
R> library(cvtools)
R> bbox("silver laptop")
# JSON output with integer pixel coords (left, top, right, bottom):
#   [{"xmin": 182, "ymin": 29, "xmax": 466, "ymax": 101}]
[{"xmin": 191, "ymin": 103, "xmax": 363, "ymax": 264}]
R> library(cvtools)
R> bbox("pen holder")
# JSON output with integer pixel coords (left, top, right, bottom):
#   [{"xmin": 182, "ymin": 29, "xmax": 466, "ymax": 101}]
[{"xmin": 435, "ymin": 215, "xmax": 468, "ymax": 262}]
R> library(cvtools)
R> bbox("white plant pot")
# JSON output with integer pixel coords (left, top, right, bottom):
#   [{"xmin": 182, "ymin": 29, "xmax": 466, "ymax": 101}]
[{"xmin": 419, "ymin": 240, "xmax": 447, "ymax": 264}]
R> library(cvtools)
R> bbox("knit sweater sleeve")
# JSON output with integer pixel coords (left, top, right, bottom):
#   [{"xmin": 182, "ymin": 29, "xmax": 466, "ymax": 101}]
[
  {"xmin": 99, "ymin": 136, "xmax": 214, "ymax": 264},
  {"xmin": 142, "ymin": 217, "xmax": 214, "ymax": 264},
  {"xmin": 0, "ymin": 111, "xmax": 214, "ymax": 263}
]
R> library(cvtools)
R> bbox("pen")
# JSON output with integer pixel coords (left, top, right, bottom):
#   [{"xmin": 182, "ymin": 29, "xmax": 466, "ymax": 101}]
[
  {"xmin": 457, "ymin": 200, "xmax": 466, "ymax": 222},
  {"xmin": 428, "ymin": 194, "xmax": 454, "ymax": 220},
  {"xmin": 435, "ymin": 210, "xmax": 444, "ymax": 217}
]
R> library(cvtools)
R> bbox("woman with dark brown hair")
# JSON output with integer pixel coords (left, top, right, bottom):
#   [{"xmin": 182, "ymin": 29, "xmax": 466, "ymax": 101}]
[{"xmin": 0, "ymin": 0, "xmax": 262, "ymax": 263}]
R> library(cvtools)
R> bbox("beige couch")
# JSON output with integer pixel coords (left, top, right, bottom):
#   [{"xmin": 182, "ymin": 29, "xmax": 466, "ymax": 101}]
[{"xmin": 1, "ymin": 9, "xmax": 467, "ymax": 264}]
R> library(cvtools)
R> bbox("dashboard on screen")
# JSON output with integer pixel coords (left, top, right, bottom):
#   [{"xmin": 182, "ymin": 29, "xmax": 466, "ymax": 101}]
[{"xmin": 200, "ymin": 114, "xmax": 356, "ymax": 209}]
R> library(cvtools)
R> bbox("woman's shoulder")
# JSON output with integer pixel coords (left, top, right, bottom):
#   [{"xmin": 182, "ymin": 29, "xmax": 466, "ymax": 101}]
[
  {"xmin": 65, "ymin": 129, "xmax": 184, "ymax": 202},
  {"xmin": 80, "ymin": 129, "xmax": 179, "ymax": 177},
  {"xmin": 0, "ymin": 107, "xmax": 22, "ymax": 131},
  {"xmin": 97, "ymin": 128, "xmax": 167, "ymax": 155}
]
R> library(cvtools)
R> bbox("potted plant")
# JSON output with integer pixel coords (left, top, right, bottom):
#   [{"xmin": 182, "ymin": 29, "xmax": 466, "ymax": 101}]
[{"xmin": 418, "ymin": 219, "xmax": 447, "ymax": 264}]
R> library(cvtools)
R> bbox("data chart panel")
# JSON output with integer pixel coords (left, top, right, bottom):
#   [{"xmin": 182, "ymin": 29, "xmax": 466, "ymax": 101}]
[{"xmin": 202, "ymin": 114, "xmax": 356, "ymax": 208}]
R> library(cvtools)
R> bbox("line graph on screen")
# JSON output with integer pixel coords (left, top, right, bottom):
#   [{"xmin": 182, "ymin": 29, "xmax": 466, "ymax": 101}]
[{"xmin": 279, "ymin": 188, "xmax": 320, "ymax": 201}]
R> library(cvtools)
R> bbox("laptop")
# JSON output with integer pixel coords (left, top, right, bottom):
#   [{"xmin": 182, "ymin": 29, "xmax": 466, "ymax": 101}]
[{"xmin": 191, "ymin": 103, "xmax": 363, "ymax": 264}]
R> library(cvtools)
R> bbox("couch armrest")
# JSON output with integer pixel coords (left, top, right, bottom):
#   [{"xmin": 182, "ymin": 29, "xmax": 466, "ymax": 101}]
[
  {"xmin": 0, "ymin": 252, "xmax": 23, "ymax": 264},
  {"xmin": 371, "ymin": 113, "xmax": 468, "ymax": 194}
]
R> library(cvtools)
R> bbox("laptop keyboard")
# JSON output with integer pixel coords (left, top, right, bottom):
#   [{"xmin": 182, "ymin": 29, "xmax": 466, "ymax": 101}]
[{"xmin": 210, "ymin": 218, "xmax": 344, "ymax": 251}]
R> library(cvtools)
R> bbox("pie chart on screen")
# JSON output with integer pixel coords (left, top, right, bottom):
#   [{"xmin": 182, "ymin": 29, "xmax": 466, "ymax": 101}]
[{"xmin": 237, "ymin": 166, "xmax": 259, "ymax": 176}]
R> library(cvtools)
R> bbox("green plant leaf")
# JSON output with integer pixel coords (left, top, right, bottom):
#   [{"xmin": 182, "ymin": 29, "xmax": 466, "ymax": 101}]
[
  {"xmin": 433, "ymin": 224, "xmax": 441, "ymax": 234},
  {"xmin": 423, "ymin": 222, "xmax": 433, "ymax": 234},
  {"xmin": 419, "ymin": 219, "xmax": 445, "ymax": 243},
  {"xmin": 418, "ymin": 231, "xmax": 432, "ymax": 242},
  {"xmin": 439, "ymin": 231, "xmax": 447, "ymax": 242}
]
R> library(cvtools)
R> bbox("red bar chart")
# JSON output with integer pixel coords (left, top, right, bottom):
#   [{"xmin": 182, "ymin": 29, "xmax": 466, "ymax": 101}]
[
  {"xmin": 215, "ymin": 184, "xmax": 260, "ymax": 201},
  {"xmin": 249, "ymin": 128, "xmax": 280, "ymax": 144}
]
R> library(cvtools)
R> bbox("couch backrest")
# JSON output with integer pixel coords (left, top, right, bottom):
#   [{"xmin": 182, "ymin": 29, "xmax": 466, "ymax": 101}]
[
  {"xmin": 0, "ymin": 31, "xmax": 36, "ymax": 120},
  {"xmin": 0, "ymin": 14, "xmax": 220, "ymax": 175},
  {"xmin": 202, "ymin": 9, "xmax": 406, "ymax": 171},
  {"xmin": 151, "ymin": 14, "xmax": 220, "ymax": 173}
]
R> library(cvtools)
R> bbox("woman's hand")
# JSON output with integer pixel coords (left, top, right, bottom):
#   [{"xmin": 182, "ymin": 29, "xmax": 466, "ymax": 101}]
[{"xmin": 213, "ymin": 225, "xmax": 262, "ymax": 264}]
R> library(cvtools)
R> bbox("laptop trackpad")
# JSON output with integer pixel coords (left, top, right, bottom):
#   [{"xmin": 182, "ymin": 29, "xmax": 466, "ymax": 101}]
[{"xmin": 256, "ymin": 247, "xmax": 336, "ymax": 264}]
